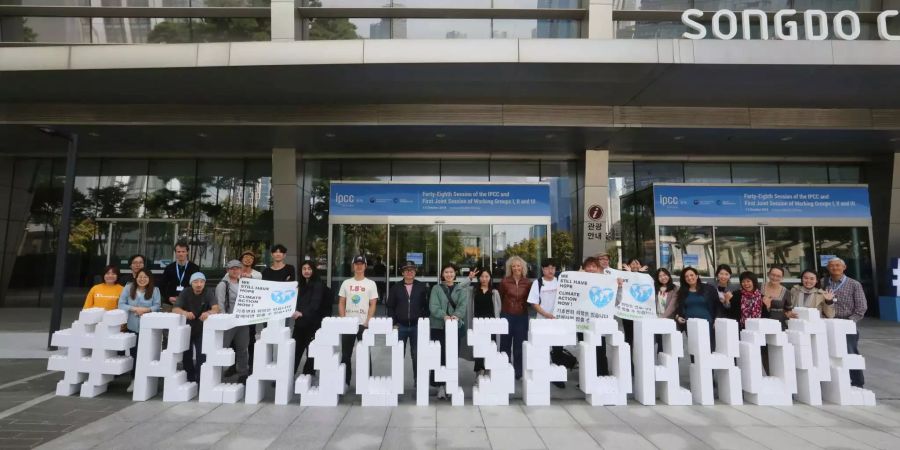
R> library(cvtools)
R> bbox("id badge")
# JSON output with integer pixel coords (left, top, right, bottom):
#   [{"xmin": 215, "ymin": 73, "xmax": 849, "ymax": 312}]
[{"xmin": 176, "ymin": 286, "xmax": 184, "ymax": 292}]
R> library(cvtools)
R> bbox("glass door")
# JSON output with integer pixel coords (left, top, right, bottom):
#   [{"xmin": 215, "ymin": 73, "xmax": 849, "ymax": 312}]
[
  {"xmin": 765, "ymin": 226, "xmax": 815, "ymax": 280},
  {"xmin": 658, "ymin": 225, "xmax": 714, "ymax": 276},
  {"xmin": 441, "ymin": 225, "xmax": 491, "ymax": 279},
  {"xmin": 814, "ymin": 226, "xmax": 874, "ymax": 296},
  {"xmin": 492, "ymin": 224, "xmax": 548, "ymax": 279},
  {"xmin": 331, "ymin": 224, "xmax": 388, "ymax": 300},
  {"xmin": 389, "ymin": 225, "xmax": 439, "ymax": 285},
  {"xmin": 714, "ymin": 226, "xmax": 764, "ymax": 278}
]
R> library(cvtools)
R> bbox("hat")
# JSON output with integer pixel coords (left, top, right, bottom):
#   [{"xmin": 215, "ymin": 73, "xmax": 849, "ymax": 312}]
[
  {"xmin": 401, "ymin": 261, "xmax": 417, "ymax": 271},
  {"xmin": 240, "ymin": 250, "xmax": 256, "ymax": 260},
  {"xmin": 352, "ymin": 255, "xmax": 367, "ymax": 265},
  {"xmin": 226, "ymin": 259, "xmax": 242, "ymax": 269},
  {"xmin": 189, "ymin": 272, "xmax": 206, "ymax": 283},
  {"xmin": 595, "ymin": 252, "xmax": 611, "ymax": 259}
]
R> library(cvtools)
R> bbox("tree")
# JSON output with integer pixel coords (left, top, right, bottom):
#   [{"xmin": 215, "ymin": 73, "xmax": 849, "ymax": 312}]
[
  {"xmin": 147, "ymin": 0, "xmax": 271, "ymax": 43},
  {"xmin": 306, "ymin": 0, "xmax": 361, "ymax": 40}
]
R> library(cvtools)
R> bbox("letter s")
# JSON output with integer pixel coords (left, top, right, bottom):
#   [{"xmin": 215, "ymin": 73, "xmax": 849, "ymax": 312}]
[{"xmin": 682, "ymin": 9, "xmax": 706, "ymax": 40}]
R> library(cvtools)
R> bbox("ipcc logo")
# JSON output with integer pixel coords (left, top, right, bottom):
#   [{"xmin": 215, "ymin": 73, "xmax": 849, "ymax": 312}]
[
  {"xmin": 659, "ymin": 196, "xmax": 679, "ymax": 206},
  {"xmin": 335, "ymin": 194, "xmax": 355, "ymax": 205}
]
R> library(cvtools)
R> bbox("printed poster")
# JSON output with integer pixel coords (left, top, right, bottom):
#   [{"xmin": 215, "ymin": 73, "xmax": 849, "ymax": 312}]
[{"xmin": 233, "ymin": 278, "xmax": 298, "ymax": 325}]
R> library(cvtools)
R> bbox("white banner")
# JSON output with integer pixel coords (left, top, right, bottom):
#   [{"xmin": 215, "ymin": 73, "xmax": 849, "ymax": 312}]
[
  {"xmin": 555, "ymin": 271, "xmax": 619, "ymax": 331},
  {"xmin": 607, "ymin": 269, "xmax": 657, "ymax": 321},
  {"xmin": 233, "ymin": 278, "xmax": 298, "ymax": 325}
]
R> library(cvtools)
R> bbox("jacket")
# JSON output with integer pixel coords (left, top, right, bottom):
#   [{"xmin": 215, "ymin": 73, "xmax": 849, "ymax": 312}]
[
  {"xmin": 466, "ymin": 283, "xmax": 501, "ymax": 328},
  {"xmin": 429, "ymin": 281, "xmax": 469, "ymax": 330},
  {"xmin": 675, "ymin": 283, "xmax": 721, "ymax": 322},
  {"xmin": 498, "ymin": 276, "xmax": 533, "ymax": 316},
  {"xmin": 725, "ymin": 289, "xmax": 771, "ymax": 328},
  {"xmin": 297, "ymin": 278, "xmax": 325, "ymax": 324},
  {"xmin": 789, "ymin": 285, "xmax": 836, "ymax": 319},
  {"xmin": 386, "ymin": 280, "xmax": 429, "ymax": 326},
  {"xmin": 118, "ymin": 287, "xmax": 161, "ymax": 333},
  {"xmin": 655, "ymin": 288, "xmax": 678, "ymax": 319},
  {"xmin": 161, "ymin": 260, "xmax": 200, "ymax": 302}
]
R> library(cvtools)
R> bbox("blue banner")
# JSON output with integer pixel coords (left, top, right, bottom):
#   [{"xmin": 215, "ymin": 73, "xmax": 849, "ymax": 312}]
[
  {"xmin": 330, "ymin": 183, "xmax": 551, "ymax": 216},
  {"xmin": 653, "ymin": 185, "xmax": 870, "ymax": 219}
]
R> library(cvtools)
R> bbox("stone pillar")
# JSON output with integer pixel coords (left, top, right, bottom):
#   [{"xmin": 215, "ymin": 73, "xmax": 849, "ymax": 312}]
[
  {"xmin": 271, "ymin": 0, "xmax": 297, "ymax": 42},
  {"xmin": 588, "ymin": 0, "xmax": 615, "ymax": 39},
  {"xmin": 272, "ymin": 148, "xmax": 300, "ymax": 269},
  {"xmin": 580, "ymin": 150, "xmax": 610, "ymax": 260}
]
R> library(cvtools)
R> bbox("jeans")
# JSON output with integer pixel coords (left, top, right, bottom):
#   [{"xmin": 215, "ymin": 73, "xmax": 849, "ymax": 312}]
[
  {"xmin": 224, "ymin": 325, "xmax": 250, "ymax": 377},
  {"xmin": 340, "ymin": 325, "xmax": 367, "ymax": 385},
  {"xmin": 500, "ymin": 312, "xmax": 529, "ymax": 379},
  {"xmin": 183, "ymin": 332, "xmax": 204, "ymax": 383},
  {"xmin": 396, "ymin": 324, "xmax": 418, "ymax": 383},
  {"xmin": 847, "ymin": 331, "xmax": 865, "ymax": 387}
]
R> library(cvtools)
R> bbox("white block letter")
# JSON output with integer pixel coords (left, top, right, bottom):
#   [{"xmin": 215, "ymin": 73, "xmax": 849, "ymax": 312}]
[
  {"xmin": 804, "ymin": 10, "xmax": 829, "ymax": 41},
  {"xmin": 354, "ymin": 317, "xmax": 405, "ymax": 406},
  {"xmin": 295, "ymin": 317, "xmax": 358, "ymax": 406},
  {"xmin": 578, "ymin": 318, "xmax": 631, "ymax": 406},
  {"xmin": 786, "ymin": 308, "xmax": 831, "ymax": 405},
  {"xmin": 469, "ymin": 318, "xmax": 514, "ymax": 406},
  {"xmin": 878, "ymin": 10, "xmax": 899, "ymax": 41},
  {"xmin": 833, "ymin": 11, "xmax": 861, "ymax": 40},
  {"xmin": 132, "ymin": 313, "xmax": 197, "ymax": 402},
  {"xmin": 775, "ymin": 9, "xmax": 799, "ymax": 40},
  {"xmin": 688, "ymin": 318, "xmax": 742, "ymax": 405},
  {"xmin": 682, "ymin": 9, "xmax": 706, "ymax": 40},
  {"xmin": 245, "ymin": 319, "xmax": 295, "ymax": 405},
  {"xmin": 522, "ymin": 319, "xmax": 576, "ymax": 406},
  {"xmin": 742, "ymin": 9, "xmax": 768, "ymax": 40},
  {"xmin": 712, "ymin": 9, "xmax": 738, "ymax": 40},
  {"xmin": 199, "ymin": 314, "xmax": 244, "ymax": 404},
  {"xmin": 416, "ymin": 318, "xmax": 463, "ymax": 406},
  {"xmin": 633, "ymin": 318, "xmax": 691, "ymax": 405},
  {"xmin": 822, "ymin": 319, "xmax": 876, "ymax": 406},
  {"xmin": 738, "ymin": 319, "xmax": 796, "ymax": 405}
]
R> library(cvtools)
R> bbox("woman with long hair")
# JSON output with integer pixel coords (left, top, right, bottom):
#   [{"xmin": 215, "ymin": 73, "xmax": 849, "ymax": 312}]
[
  {"xmin": 723, "ymin": 271, "xmax": 766, "ymax": 329},
  {"xmin": 293, "ymin": 260, "xmax": 325, "ymax": 376},
  {"xmin": 429, "ymin": 263, "xmax": 472, "ymax": 399},
  {"xmin": 497, "ymin": 256, "xmax": 532, "ymax": 380},
  {"xmin": 653, "ymin": 268, "xmax": 678, "ymax": 319},
  {"xmin": 83, "ymin": 265, "xmax": 123, "ymax": 311},
  {"xmin": 675, "ymin": 267, "xmax": 720, "ymax": 342},
  {"xmin": 764, "ymin": 266, "xmax": 793, "ymax": 329},
  {"xmin": 789, "ymin": 269, "xmax": 836, "ymax": 318},
  {"xmin": 467, "ymin": 268, "xmax": 500, "ymax": 378},
  {"xmin": 118, "ymin": 268, "xmax": 161, "ymax": 392}
]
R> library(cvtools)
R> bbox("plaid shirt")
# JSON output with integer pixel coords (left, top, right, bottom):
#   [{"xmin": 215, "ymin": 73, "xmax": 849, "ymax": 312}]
[{"xmin": 825, "ymin": 275, "xmax": 868, "ymax": 322}]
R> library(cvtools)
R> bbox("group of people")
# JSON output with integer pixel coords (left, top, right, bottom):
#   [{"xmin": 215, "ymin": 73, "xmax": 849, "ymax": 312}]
[{"xmin": 83, "ymin": 243, "xmax": 869, "ymax": 395}]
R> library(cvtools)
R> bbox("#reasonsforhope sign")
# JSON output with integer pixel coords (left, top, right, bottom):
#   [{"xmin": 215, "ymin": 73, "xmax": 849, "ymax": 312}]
[
  {"xmin": 681, "ymin": 9, "xmax": 900, "ymax": 41},
  {"xmin": 232, "ymin": 278, "xmax": 298, "ymax": 325}
]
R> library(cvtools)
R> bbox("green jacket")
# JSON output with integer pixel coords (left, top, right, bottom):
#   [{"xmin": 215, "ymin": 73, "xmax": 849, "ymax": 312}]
[{"xmin": 429, "ymin": 281, "xmax": 469, "ymax": 330}]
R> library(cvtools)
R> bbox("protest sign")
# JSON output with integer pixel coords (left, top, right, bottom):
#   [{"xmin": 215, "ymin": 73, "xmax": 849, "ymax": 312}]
[
  {"xmin": 555, "ymin": 271, "xmax": 619, "ymax": 331},
  {"xmin": 233, "ymin": 278, "xmax": 298, "ymax": 325},
  {"xmin": 607, "ymin": 269, "xmax": 657, "ymax": 320}
]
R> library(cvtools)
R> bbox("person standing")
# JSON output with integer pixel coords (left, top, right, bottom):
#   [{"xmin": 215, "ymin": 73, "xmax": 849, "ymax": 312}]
[
  {"xmin": 498, "ymin": 256, "xmax": 532, "ymax": 381},
  {"xmin": 118, "ymin": 268, "xmax": 161, "ymax": 392},
  {"xmin": 120, "ymin": 254, "xmax": 146, "ymax": 286},
  {"xmin": 173, "ymin": 272, "xmax": 219, "ymax": 383},
  {"xmin": 217, "ymin": 260, "xmax": 250, "ymax": 383},
  {"xmin": 240, "ymin": 250, "xmax": 263, "ymax": 280},
  {"xmin": 790, "ymin": 269, "xmax": 836, "ymax": 318},
  {"xmin": 162, "ymin": 242, "xmax": 200, "ymax": 312},
  {"xmin": 251, "ymin": 244, "xmax": 297, "ymax": 369},
  {"xmin": 467, "ymin": 268, "xmax": 500, "ymax": 378},
  {"xmin": 675, "ymin": 267, "xmax": 720, "ymax": 344},
  {"xmin": 338, "ymin": 255, "xmax": 379, "ymax": 387},
  {"xmin": 293, "ymin": 260, "xmax": 324, "ymax": 376},
  {"xmin": 723, "ymin": 271, "xmax": 766, "ymax": 329},
  {"xmin": 653, "ymin": 268, "xmax": 678, "ymax": 320},
  {"xmin": 824, "ymin": 257, "xmax": 868, "ymax": 387},
  {"xmin": 528, "ymin": 258, "xmax": 567, "ymax": 388},
  {"xmin": 386, "ymin": 261, "xmax": 429, "ymax": 387},
  {"xmin": 714, "ymin": 264, "xmax": 735, "ymax": 308},
  {"xmin": 83, "ymin": 265, "xmax": 123, "ymax": 311},
  {"xmin": 428, "ymin": 264, "xmax": 471, "ymax": 399},
  {"xmin": 763, "ymin": 266, "xmax": 793, "ymax": 329}
]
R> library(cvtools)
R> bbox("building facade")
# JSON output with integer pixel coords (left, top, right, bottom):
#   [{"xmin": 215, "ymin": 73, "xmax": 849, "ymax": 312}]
[{"xmin": 1, "ymin": 1, "xmax": 899, "ymax": 315}]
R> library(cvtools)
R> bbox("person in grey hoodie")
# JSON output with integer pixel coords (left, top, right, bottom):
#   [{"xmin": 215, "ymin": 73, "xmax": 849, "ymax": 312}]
[{"xmin": 216, "ymin": 260, "xmax": 250, "ymax": 383}]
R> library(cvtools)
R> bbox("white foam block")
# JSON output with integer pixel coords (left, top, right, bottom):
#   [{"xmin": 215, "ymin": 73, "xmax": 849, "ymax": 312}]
[
  {"xmin": 738, "ymin": 318, "xmax": 797, "ymax": 405},
  {"xmin": 414, "ymin": 318, "xmax": 463, "ymax": 406},
  {"xmin": 245, "ymin": 319, "xmax": 295, "ymax": 405},
  {"xmin": 786, "ymin": 308, "xmax": 831, "ymax": 405},
  {"xmin": 295, "ymin": 317, "xmax": 359, "ymax": 407},
  {"xmin": 577, "ymin": 318, "xmax": 632, "ymax": 406},
  {"xmin": 131, "ymin": 313, "xmax": 197, "ymax": 402},
  {"xmin": 687, "ymin": 318, "xmax": 742, "ymax": 405},
  {"xmin": 354, "ymin": 317, "xmax": 405, "ymax": 406},
  {"xmin": 522, "ymin": 319, "xmax": 576, "ymax": 406},
  {"xmin": 633, "ymin": 318, "xmax": 691, "ymax": 405},
  {"xmin": 48, "ymin": 309, "xmax": 136, "ymax": 398},
  {"xmin": 469, "ymin": 318, "xmax": 514, "ymax": 406},
  {"xmin": 198, "ymin": 314, "xmax": 244, "ymax": 404},
  {"xmin": 822, "ymin": 319, "xmax": 876, "ymax": 406}
]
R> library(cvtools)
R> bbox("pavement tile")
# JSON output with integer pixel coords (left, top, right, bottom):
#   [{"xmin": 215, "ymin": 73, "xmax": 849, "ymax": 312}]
[
  {"xmin": 486, "ymin": 426, "xmax": 546, "ymax": 449},
  {"xmin": 436, "ymin": 427, "xmax": 490, "ymax": 450}
]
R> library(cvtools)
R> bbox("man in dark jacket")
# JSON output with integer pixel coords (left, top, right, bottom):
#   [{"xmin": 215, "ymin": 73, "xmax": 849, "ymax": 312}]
[
  {"xmin": 386, "ymin": 261, "xmax": 430, "ymax": 385},
  {"xmin": 161, "ymin": 241, "xmax": 200, "ymax": 311}
]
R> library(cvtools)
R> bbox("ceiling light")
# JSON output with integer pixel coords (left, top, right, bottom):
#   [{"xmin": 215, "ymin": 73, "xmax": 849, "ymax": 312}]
[
  {"xmin": 197, "ymin": 132, "xmax": 207, "ymax": 138},
  {"xmin": 325, "ymin": 133, "xmax": 336, "ymax": 138},
  {"xmin": 780, "ymin": 136, "xmax": 793, "ymax": 142},
  {"xmin": 673, "ymin": 136, "xmax": 685, "ymax": 141},
  {"xmin": 435, "ymin": 133, "xmax": 446, "ymax": 139}
]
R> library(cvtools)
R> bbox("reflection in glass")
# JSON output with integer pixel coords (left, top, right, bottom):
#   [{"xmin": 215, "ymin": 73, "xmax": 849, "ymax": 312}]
[
  {"xmin": 493, "ymin": 19, "xmax": 580, "ymax": 38},
  {"xmin": 731, "ymin": 163, "xmax": 779, "ymax": 184},
  {"xmin": 829, "ymin": 165, "xmax": 863, "ymax": 183},
  {"xmin": 765, "ymin": 227, "xmax": 814, "ymax": 280},
  {"xmin": 490, "ymin": 161, "xmax": 539, "ymax": 183},
  {"xmin": 684, "ymin": 163, "xmax": 731, "ymax": 183},
  {"xmin": 634, "ymin": 162, "xmax": 683, "ymax": 190},
  {"xmin": 306, "ymin": 17, "xmax": 389, "ymax": 39},
  {"xmin": 714, "ymin": 226, "xmax": 763, "ymax": 277},
  {"xmin": 492, "ymin": 224, "xmax": 547, "ymax": 279},
  {"xmin": 779, "ymin": 164, "xmax": 828, "ymax": 184},
  {"xmin": 342, "ymin": 160, "xmax": 391, "ymax": 181},
  {"xmin": 391, "ymin": 160, "xmax": 440, "ymax": 183},
  {"xmin": 814, "ymin": 226, "xmax": 873, "ymax": 289},
  {"xmin": 442, "ymin": 225, "xmax": 491, "ymax": 278},
  {"xmin": 1, "ymin": 17, "xmax": 90, "ymax": 43},
  {"xmin": 658, "ymin": 226, "xmax": 714, "ymax": 277},
  {"xmin": 390, "ymin": 225, "xmax": 438, "ymax": 283},
  {"xmin": 440, "ymin": 160, "xmax": 489, "ymax": 182},
  {"xmin": 332, "ymin": 224, "xmax": 388, "ymax": 300},
  {"xmin": 401, "ymin": 19, "xmax": 491, "ymax": 39}
]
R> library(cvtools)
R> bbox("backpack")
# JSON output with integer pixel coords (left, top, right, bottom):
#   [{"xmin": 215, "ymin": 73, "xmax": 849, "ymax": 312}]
[{"xmin": 551, "ymin": 347, "xmax": 578, "ymax": 370}]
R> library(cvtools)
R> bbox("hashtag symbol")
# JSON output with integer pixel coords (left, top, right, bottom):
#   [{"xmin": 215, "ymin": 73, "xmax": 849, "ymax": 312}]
[{"xmin": 47, "ymin": 308, "xmax": 137, "ymax": 397}]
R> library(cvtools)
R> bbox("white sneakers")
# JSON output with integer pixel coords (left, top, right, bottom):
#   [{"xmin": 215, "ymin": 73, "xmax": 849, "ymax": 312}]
[
  {"xmin": 126, "ymin": 381, "xmax": 134, "ymax": 393},
  {"xmin": 437, "ymin": 386, "xmax": 447, "ymax": 400}
]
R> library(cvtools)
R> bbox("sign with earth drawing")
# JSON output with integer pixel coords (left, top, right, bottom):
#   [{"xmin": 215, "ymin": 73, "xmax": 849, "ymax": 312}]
[
  {"xmin": 554, "ymin": 271, "xmax": 620, "ymax": 331},
  {"xmin": 232, "ymin": 278, "xmax": 299, "ymax": 325},
  {"xmin": 606, "ymin": 268, "xmax": 657, "ymax": 320}
]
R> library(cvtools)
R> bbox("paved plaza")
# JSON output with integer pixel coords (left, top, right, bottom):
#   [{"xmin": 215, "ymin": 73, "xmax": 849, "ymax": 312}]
[{"xmin": 0, "ymin": 308, "xmax": 898, "ymax": 449}]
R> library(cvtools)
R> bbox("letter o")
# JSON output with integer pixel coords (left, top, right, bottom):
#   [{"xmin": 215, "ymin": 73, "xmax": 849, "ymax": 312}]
[{"xmin": 833, "ymin": 10, "xmax": 861, "ymax": 40}]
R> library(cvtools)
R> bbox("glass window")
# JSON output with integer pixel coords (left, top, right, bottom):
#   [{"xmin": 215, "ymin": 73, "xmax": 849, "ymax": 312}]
[
  {"xmin": 694, "ymin": 1, "xmax": 789, "ymax": 9},
  {"xmin": 490, "ymin": 161, "xmax": 540, "ymax": 183},
  {"xmin": 398, "ymin": 0, "xmax": 491, "ymax": 7},
  {"xmin": 829, "ymin": 165, "xmax": 862, "ymax": 183},
  {"xmin": 98, "ymin": 159, "xmax": 148, "ymax": 218},
  {"xmin": 493, "ymin": 19, "xmax": 580, "ymax": 39},
  {"xmin": 814, "ymin": 226, "xmax": 874, "ymax": 301},
  {"xmin": 714, "ymin": 226, "xmax": 764, "ymax": 278},
  {"xmin": 390, "ymin": 225, "xmax": 439, "ymax": 284},
  {"xmin": 634, "ymin": 162, "xmax": 683, "ymax": 190},
  {"xmin": 779, "ymin": 164, "xmax": 828, "ymax": 184},
  {"xmin": 494, "ymin": 0, "xmax": 583, "ymax": 7},
  {"xmin": 684, "ymin": 163, "xmax": 731, "ymax": 183},
  {"xmin": 792, "ymin": 1, "xmax": 882, "ymax": 12},
  {"xmin": 241, "ymin": 160, "xmax": 273, "ymax": 264},
  {"xmin": 765, "ymin": 226, "xmax": 814, "ymax": 281},
  {"xmin": 1, "ymin": 17, "xmax": 91, "ymax": 43},
  {"xmin": 303, "ymin": 0, "xmax": 386, "ymax": 6},
  {"xmin": 306, "ymin": 18, "xmax": 390, "ymax": 39},
  {"xmin": 616, "ymin": 21, "xmax": 688, "ymax": 39},
  {"xmin": 731, "ymin": 163, "xmax": 779, "ymax": 184},
  {"xmin": 391, "ymin": 160, "xmax": 440, "ymax": 182},
  {"xmin": 492, "ymin": 224, "xmax": 547, "ymax": 279},
  {"xmin": 607, "ymin": 161, "xmax": 633, "ymax": 263},
  {"xmin": 342, "ymin": 160, "xmax": 390, "ymax": 181},
  {"xmin": 441, "ymin": 160, "xmax": 489, "ymax": 182},
  {"xmin": 442, "ymin": 225, "xmax": 491, "ymax": 278},
  {"xmin": 302, "ymin": 160, "xmax": 340, "ymax": 272},
  {"xmin": 658, "ymin": 225, "xmax": 714, "ymax": 277},
  {"xmin": 400, "ymin": 19, "xmax": 491, "ymax": 39},
  {"xmin": 614, "ymin": 0, "xmax": 689, "ymax": 9}
]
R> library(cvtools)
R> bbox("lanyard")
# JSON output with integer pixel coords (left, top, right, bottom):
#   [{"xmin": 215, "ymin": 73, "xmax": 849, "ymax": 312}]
[
  {"xmin": 176, "ymin": 263, "xmax": 187, "ymax": 285},
  {"xmin": 828, "ymin": 276, "xmax": 847, "ymax": 293}
]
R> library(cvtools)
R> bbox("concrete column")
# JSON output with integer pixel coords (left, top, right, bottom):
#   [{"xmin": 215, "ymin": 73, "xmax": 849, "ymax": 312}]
[
  {"xmin": 271, "ymin": 0, "xmax": 297, "ymax": 42},
  {"xmin": 588, "ymin": 0, "xmax": 615, "ymax": 39},
  {"xmin": 272, "ymin": 148, "xmax": 300, "ymax": 268},
  {"xmin": 580, "ymin": 150, "xmax": 610, "ymax": 260}
]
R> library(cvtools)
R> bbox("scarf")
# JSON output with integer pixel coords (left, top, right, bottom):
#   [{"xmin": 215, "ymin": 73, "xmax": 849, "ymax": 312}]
[
  {"xmin": 796, "ymin": 286, "xmax": 817, "ymax": 308},
  {"xmin": 740, "ymin": 289, "xmax": 763, "ymax": 328}
]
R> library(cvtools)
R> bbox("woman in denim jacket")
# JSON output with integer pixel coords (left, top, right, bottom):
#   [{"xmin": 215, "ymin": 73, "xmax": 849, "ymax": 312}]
[{"xmin": 118, "ymin": 268, "xmax": 161, "ymax": 392}]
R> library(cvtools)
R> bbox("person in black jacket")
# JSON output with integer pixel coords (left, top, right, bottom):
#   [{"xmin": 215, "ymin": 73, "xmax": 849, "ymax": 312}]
[
  {"xmin": 386, "ymin": 261, "xmax": 430, "ymax": 385},
  {"xmin": 161, "ymin": 242, "xmax": 199, "ymax": 311},
  {"xmin": 675, "ymin": 266, "xmax": 722, "ymax": 346},
  {"xmin": 293, "ymin": 260, "xmax": 324, "ymax": 375}
]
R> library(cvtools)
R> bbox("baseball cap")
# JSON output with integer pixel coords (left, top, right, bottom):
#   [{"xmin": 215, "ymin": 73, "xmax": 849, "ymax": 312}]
[
  {"xmin": 595, "ymin": 252, "xmax": 611, "ymax": 259},
  {"xmin": 189, "ymin": 272, "xmax": 206, "ymax": 283},
  {"xmin": 401, "ymin": 261, "xmax": 417, "ymax": 271},
  {"xmin": 226, "ymin": 259, "xmax": 242, "ymax": 269},
  {"xmin": 352, "ymin": 255, "xmax": 367, "ymax": 265}
]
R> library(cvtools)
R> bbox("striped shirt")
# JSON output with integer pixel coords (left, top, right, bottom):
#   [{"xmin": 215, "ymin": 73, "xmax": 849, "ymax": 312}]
[{"xmin": 825, "ymin": 275, "xmax": 867, "ymax": 322}]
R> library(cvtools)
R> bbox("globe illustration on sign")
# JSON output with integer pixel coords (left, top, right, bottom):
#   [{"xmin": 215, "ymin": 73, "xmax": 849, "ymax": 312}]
[
  {"xmin": 270, "ymin": 289, "xmax": 297, "ymax": 305},
  {"xmin": 351, "ymin": 294, "xmax": 362, "ymax": 305},
  {"xmin": 588, "ymin": 287, "xmax": 615, "ymax": 309},
  {"xmin": 630, "ymin": 284, "xmax": 654, "ymax": 303}
]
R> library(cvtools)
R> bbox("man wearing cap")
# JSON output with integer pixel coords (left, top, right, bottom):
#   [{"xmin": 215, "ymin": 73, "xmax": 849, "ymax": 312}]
[
  {"xmin": 386, "ymin": 261, "xmax": 430, "ymax": 386},
  {"xmin": 217, "ymin": 259, "xmax": 251, "ymax": 382},
  {"xmin": 173, "ymin": 272, "xmax": 219, "ymax": 383},
  {"xmin": 595, "ymin": 252, "xmax": 612, "ymax": 272},
  {"xmin": 162, "ymin": 241, "xmax": 200, "ymax": 311},
  {"xmin": 240, "ymin": 250, "xmax": 262, "ymax": 280},
  {"xmin": 338, "ymin": 255, "xmax": 379, "ymax": 387}
]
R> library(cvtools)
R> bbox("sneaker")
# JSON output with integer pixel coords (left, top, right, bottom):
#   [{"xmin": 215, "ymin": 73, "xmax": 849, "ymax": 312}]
[
  {"xmin": 126, "ymin": 381, "xmax": 134, "ymax": 393},
  {"xmin": 552, "ymin": 381, "xmax": 566, "ymax": 389},
  {"xmin": 437, "ymin": 386, "xmax": 447, "ymax": 400}
]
